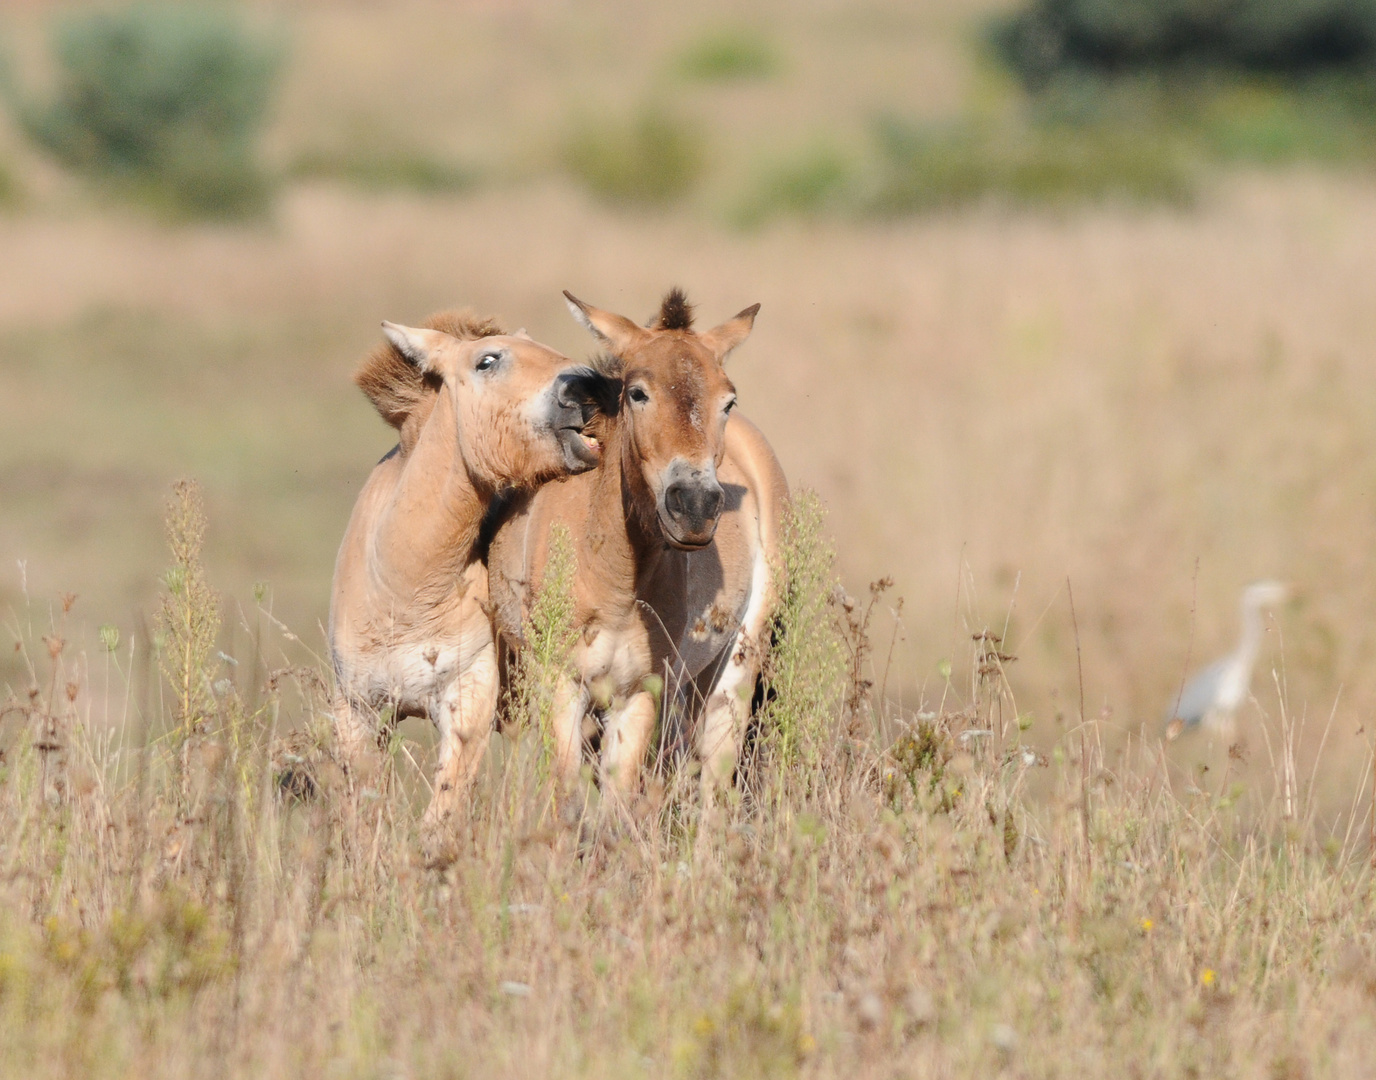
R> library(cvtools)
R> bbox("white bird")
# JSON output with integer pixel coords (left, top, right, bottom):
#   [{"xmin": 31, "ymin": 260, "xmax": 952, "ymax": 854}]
[{"xmin": 1167, "ymin": 580, "xmax": 1290, "ymax": 738}]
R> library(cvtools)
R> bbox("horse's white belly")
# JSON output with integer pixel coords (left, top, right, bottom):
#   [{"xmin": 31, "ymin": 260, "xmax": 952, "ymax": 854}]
[{"xmin": 346, "ymin": 632, "xmax": 488, "ymax": 717}]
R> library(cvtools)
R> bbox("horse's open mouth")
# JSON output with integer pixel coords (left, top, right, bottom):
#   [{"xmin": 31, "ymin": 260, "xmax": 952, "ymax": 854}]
[{"xmin": 558, "ymin": 425, "xmax": 602, "ymax": 469}]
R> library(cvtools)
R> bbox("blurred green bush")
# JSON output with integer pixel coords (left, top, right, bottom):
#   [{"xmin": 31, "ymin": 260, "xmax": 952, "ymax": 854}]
[
  {"xmin": 19, "ymin": 4, "xmax": 282, "ymax": 218},
  {"xmin": 869, "ymin": 113, "xmax": 1195, "ymax": 212},
  {"xmin": 675, "ymin": 28, "xmax": 780, "ymax": 81},
  {"xmin": 733, "ymin": 142, "xmax": 853, "ymax": 228},
  {"xmin": 289, "ymin": 147, "xmax": 476, "ymax": 195},
  {"xmin": 562, "ymin": 107, "xmax": 705, "ymax": 206},
  {"xmin": 0, "ymin": 161, "xmax": 16, "ymax": 208},
  {"xmin": 995, "ymin": 0, "xmax": 1376, "ymax": 87}
]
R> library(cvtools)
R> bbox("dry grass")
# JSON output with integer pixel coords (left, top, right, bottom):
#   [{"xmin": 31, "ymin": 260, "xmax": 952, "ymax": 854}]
[{"xmin": 0, "ymin": 483, "xmax": 1372, "ymax": 1079}]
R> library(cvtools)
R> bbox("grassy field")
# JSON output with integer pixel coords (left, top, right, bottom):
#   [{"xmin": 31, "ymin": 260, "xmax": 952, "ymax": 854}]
[
  {"xmin": 1, "ymin": 2, "xmax": 1376, "ymax": 1073},
  {"xmin": 0, "ymin": 482, "xmax": 1372, "ymax": 1079}
]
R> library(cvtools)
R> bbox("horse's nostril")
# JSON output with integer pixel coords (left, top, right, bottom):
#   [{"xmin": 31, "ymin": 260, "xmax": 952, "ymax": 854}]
[
  {"xmin": 705, "ymin": 485, "xmax": 724, "ymax": 518},
  {"xmin": 665, "ymin": 483, "xmax": 686, "ymax": 517}
]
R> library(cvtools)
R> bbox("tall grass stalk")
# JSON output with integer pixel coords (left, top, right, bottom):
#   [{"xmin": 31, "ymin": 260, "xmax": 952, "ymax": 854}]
[
  {"xmin": 760, "ymin": 491, "xmax": 846, "ymax": 777},
  {"xmin": 156, "ymin": 481, "xmax": 219, "ymax": 750},
  {"xmin": 508, "ymin": 523, "xmax": 579, "ymax": 786}
]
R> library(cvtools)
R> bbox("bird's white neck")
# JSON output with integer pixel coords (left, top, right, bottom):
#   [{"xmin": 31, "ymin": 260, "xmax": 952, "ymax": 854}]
[{"xmin": 1235, "ymin": 597, "xmax": 1268, "ymax": 673}]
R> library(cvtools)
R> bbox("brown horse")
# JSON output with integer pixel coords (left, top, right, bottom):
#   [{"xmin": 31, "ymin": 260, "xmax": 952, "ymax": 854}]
[
  {"xmin": 329, "ymin": 311, "xmax": 605, "ymax": 842},
  {"xmin": 488, "ymin": 289, "xmax": 788, "ymax": 800}
]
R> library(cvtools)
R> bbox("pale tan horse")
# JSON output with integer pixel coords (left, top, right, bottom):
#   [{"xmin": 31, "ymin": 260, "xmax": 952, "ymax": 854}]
[
  {"xmin": 488, "ymin": 289, "xmax": 788, "ymax": 801},
  {"xmin": 329, "ymin": 311, "xmax": 606, "ymax": 842}
]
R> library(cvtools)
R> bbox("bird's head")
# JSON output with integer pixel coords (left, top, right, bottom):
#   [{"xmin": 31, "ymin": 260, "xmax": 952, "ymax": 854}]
[{"xmin": 1242, "ymin": 580, "xmax": 1290, "ymax": 611}]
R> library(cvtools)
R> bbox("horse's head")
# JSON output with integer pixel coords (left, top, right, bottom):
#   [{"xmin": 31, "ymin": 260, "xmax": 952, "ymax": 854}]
[
  {"xmin": 563, "ymin": 288, "xmax": 758, "ymax": 550},
  {"xmin": 379, "ymin": 322, "xmax": 608, "ymax": 490}
]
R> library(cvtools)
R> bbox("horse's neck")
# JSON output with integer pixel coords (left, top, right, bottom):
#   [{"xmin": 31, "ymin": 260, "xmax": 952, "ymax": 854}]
[
  {"xmin": 579, "ymin": 427, "xmax": 662, "ymax": 613},
  {"xmin": 374, "ymin": 389, "xmax": 485, "ymax": 599}
]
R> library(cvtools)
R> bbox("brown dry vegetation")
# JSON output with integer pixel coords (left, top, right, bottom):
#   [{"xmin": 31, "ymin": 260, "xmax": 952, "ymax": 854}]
[
  {"xmin": 1, "ymin": 2, "xmax": 1376, "ymax": 1074},
  {"xmin": 0, "ymin": 481, "xmax": 1372, "ymax": 1080}
]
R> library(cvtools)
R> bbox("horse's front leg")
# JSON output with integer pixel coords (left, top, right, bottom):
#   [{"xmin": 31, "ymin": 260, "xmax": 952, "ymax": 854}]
[
  {"xmin": 332, "ymin": 693, "xmax": 386, "ymax": 795},
  {"xmin": 422, "ymin": 641, "xmax": 499, "ymax": 856},
  {"xmin": 599, "ymin": 689, "xmax": 657, "ymax": 798},
  {"xmin": 698, "ymin": 629, "xmax": 763, "ymax": 801},
  {"xmin": 548, "ymin": 676, "xmax": 590, "ymax": 785}
]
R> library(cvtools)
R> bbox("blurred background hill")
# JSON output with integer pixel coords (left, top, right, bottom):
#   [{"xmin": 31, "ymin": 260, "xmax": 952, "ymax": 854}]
[{"xmin": 0, "ymin": 0, "xmax": 1373, "ymax": 811}]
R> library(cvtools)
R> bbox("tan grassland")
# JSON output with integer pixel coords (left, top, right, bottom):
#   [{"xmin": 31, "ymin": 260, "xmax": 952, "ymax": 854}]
[
  {"xmin": 0, "ymin": 482, "xmax": 1373, "ymax": 1079},
  {"xmin": 0, "ymin": 2, "xmax": 1374, "ymax": 1075}
]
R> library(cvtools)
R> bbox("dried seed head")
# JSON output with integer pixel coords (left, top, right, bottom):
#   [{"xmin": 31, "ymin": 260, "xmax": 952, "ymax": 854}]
[
  {"xmin": 44, "ymin": 635, "xmax": 65, "ymax": 660},
  {"xmin": 991, "ymin": 1023, "xmax": 1019, "ymax": 1054},
  {"xmin": 904, "ymin": 986, "xmax": 936, "ymax": 1028},
  {"xmin": 61, "ymin": 593, "xmax": 77, "ymax": 614},
  {"xmin": 854, "ymin": 991, "xmax": 886, "ymax": 1032},
  {"xmin": 164, "ymin": 566, "xmax": 187, "ymax": 596},
  {"xmin": 65, "ymin": 682, "xmax": 79, "ymax": 703}
]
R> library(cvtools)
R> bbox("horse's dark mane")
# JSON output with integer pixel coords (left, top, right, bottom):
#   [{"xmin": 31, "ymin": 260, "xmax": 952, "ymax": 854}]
[
  {"xmin": 652, "ymin": 287, "xmax": 695, "ymax": 332},
  {"xmin": 591, "ymin": 351, "xmax": 623, "ymax": 377},
  {"xmin": 353, "ymin": 309, "xmax": 504, "ymax": 455}
]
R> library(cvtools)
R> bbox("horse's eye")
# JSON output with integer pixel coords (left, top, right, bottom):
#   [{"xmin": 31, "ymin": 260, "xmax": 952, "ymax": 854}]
[
  {"xmin": 724, "ymin": 397, "xmax": 737, "ymax": 414},
  {"xmin": 627, "ymin": 386, "xmax": 650, "ymax": 405},
  {"xmin": 475, "ymin": 351, "xmax": 500, "ymax": 372}
]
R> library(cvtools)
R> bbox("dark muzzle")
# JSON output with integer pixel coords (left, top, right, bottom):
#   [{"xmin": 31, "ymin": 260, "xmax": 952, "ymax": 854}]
[
  {"xmin": 660, "ymin": 464, "xmax": 724, "ymax": 548},
  {"xmin": 551, "ymin": 367, "xmax": 615, "ymax": 471}
]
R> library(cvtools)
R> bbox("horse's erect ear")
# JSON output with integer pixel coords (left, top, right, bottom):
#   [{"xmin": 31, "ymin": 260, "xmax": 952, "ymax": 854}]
[
  {"xmin": 563, "ymin": 291, "xmax": 648, "ymax": 354},
  {"xmin": 382, "ymin": 321, "xmax": 446, "ymax": 372},
  {"xmin": 699, "ymin": 304, "xmax": 760, "ymax": 364}
]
